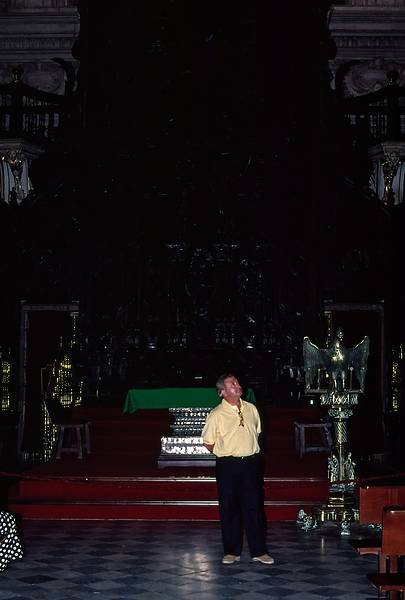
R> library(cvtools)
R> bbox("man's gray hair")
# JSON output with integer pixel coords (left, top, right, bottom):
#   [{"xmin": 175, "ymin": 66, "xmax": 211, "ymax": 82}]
[{"xmin": 216, "ymin": 373, "xmax": 236, "ymax": 394}]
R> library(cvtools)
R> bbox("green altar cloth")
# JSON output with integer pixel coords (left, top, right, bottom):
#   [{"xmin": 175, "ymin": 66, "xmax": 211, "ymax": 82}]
[{"xmin": 123, "ymin": 387, "xmax": 256, "ymax": 413}]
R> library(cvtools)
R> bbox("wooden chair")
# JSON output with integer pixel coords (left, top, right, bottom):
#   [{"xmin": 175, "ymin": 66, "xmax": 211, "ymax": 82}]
[
  {"xmin": 43, "ymin": 395, "xmax": 91, "ymax": 459},
  {"xmin": 367, "ymin": 505, "xmax": 405, "ymax": 599},
  {"xmin": 42, "ymin": 365, "xmax": 91, "ymax": 460}
]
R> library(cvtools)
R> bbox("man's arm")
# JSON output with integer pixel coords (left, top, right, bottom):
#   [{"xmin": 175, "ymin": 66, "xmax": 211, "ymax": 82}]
[{"xmin": 202, "ymin": 409, "xmax": 216, "ymax": 453}]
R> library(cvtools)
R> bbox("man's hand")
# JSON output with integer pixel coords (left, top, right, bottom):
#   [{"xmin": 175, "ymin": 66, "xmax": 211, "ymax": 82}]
[{"xmin": 204, "ymin": 443, "xmax": 214, "ymax": 453}]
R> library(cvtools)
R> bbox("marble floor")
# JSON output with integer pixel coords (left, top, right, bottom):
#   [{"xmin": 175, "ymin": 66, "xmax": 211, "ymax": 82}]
[{"xmin": 0, "ymin": 519, "xmax": 381, "ymax": 599}]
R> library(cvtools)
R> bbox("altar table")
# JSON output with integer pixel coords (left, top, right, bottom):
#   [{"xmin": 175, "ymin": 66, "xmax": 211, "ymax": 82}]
[{"xmin": 123, "ymin": 387, "xmax": 256, "ymax": 413}]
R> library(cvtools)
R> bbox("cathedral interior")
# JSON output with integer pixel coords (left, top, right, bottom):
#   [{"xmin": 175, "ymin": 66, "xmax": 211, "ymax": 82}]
[
  {"xmin": 3, "ymin": 4, "xmax": 405, "ymax": 597},
  {"xmin": 0, "ymin": 1, "xmax": 405, "ymax": 477}
]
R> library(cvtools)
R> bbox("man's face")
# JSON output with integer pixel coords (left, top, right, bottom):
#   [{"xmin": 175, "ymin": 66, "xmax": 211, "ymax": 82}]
[{"xmin": 221, "ymin": 376, "xmax": 243, "ymax": 399}]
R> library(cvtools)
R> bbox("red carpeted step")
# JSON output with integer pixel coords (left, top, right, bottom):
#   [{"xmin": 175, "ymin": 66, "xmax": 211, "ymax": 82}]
[
  {"xmin": 9, "ymin": 500, "xmax": 316, "ymax": 521},
  {"xmin": 15, "ymin": 478, "xmax": 219, "ymax": 501},
  {"xmin": 6, "ymin": 405, "xmax": 331, "ymax": 521},
  {"xmin": 13, "ymin": 477, "xmax": 328, "ymax": 503},
  {"xmin": 266, "ymin": 479, "xmax": 329, "ymax": 502}
]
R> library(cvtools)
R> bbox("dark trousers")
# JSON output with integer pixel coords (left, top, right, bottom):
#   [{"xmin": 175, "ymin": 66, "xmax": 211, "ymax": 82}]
[{"xmin": 215, "ymin": 453, "xmax": 268, "ymax": 557}]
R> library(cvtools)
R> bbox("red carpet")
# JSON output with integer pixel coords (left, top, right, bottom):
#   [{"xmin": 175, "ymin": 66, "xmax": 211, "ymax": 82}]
[{"xmin": 7, "ymin": 404, "xmax": 330, "ymax": 521}]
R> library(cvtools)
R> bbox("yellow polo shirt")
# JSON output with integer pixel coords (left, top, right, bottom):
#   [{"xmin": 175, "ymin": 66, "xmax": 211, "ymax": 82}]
[{"xmin": 202, "ymin": 399, "xmax": 261, "ymax": 458}]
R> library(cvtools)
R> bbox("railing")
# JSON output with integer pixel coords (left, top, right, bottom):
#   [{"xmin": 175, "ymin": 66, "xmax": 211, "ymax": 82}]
[
  {"xmin": 341, "ymin": 83, "xmax": 405, "ymax": 146},
  {"xmin": 0, "ymin": 79, "xmax": 67, "ymax": 142}
]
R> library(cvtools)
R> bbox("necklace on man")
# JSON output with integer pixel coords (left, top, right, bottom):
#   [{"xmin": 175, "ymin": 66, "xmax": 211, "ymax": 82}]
[{"xmin": 237, "ymin": 406, "xmax": 244, "ymax": 427}]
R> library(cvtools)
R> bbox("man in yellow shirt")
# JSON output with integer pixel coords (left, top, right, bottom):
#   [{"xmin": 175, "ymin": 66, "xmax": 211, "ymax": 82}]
[{"xmin": 202, "ymin": 373, "xmax": 274, "ymax": 565}]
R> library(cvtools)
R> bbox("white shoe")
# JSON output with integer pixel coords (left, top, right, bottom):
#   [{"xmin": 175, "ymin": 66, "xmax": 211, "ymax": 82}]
[
  {"xmin": 222, "ymin": 554, "xmax": 241, "ymax": 565},
  {"xmin": 252, "ymin": 553, "xmax": 274, "ymax": 565}
]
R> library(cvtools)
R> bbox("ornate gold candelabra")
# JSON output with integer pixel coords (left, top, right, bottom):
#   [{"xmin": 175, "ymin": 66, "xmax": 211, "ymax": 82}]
[{"xmin": 302, "ymin": 328, "xmax": 369, "ymax": 530}]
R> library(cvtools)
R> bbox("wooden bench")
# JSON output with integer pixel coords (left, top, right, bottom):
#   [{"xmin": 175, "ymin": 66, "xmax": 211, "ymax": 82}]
[
  {"xmin": 358, "ymin": 486, "xmax": 405, "ymax": 526},
  {"xmin": 350, "ymin": 486, "xmax": 405, "ymax": 564},
  {"xmin": 366, "ymin": 505, "xmax": 405, "ymax": 599}
]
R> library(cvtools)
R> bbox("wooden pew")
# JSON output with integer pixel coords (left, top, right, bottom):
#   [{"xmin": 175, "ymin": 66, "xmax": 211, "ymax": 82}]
[
  {"xmin": 359, "ymin": 486, "xmax": 405, "ymax": 526},
  {"xmin": 350, "ymin": 486, "xmax": 405, "ymax": 565},
  {"xmin": 367, "ymin": 505, "xmax": 405, "ymax": 599}
]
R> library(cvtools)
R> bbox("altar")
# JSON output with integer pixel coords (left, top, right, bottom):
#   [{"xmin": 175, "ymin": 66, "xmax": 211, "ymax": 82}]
[
  {"xmin": 123, "ymin": 387, "xmax": 256, "ymax": 413},
  {"xmin": 123, "ymin": 387, "xmax": 256, "ymax": 467}
]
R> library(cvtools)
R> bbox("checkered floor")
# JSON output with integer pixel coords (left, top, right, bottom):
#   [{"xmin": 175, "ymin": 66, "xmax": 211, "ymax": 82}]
[{"xmin": 0, "ymin": 519, "xmax": 379, "ymax": 599}]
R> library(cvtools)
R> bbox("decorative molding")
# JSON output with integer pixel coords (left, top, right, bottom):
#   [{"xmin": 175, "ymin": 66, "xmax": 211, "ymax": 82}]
[
  {"xmin": 0, "ymin": 138, "xmax": 44, "ymax": 161},
  {"xmin": 0, "ymin": 60, "xmax": 76, "ymax": 93},
  {"xmin": 330, "ymin": 6, "xmax": 405, "ymax": 43},
  {"xmin": 0, "ymin": 38, "xmax": 77, "ymax": 51},
  {"xmin": 343, "ymin": 1, "xmax": 405, "ymax": 6},
  {"xmin": 338, "ymin": 57, "xmax": 405, "ymax": 96},
  {"xmin": 329, "ymin": 4, "xmax": 405, "ymax": 94},
  {"xmin": 1, "ymin": 0, "xmax": 76, "ymax": 13},
  {"xmin": 0, "ymin": 5, "xmax": 79, "ymax": 93},
  {"xmin": 335, "ymin": 36, "xmax": 405, "ymax": 49}
]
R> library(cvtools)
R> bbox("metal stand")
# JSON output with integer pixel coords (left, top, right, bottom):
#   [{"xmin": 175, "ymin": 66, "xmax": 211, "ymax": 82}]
[
  {"xmin": 301, "ymin": 329, "xmax": 369, "ymax": 534},
  {"xmin": 312, "ymin": 392, "xmax": 360, "ymax": 532}
]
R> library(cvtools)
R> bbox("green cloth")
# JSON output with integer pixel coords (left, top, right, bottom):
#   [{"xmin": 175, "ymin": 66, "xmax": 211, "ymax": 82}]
[{"xmin": 123, "ymin": 387, "xmax": 256, "ymax": 413}]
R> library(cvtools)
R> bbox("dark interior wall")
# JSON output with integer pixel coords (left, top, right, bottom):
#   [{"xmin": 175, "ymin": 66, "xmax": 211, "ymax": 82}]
[
  {"xmin": 0, "ymin": 3, "xmax": 398, "ymax": 418},
  {"xmin": 27, "ymin": 2, "xmax": 328, "ymax": 394},
  {"xmin": 80, "ymin": 1, "xmax": 322, "ymax": 238}
]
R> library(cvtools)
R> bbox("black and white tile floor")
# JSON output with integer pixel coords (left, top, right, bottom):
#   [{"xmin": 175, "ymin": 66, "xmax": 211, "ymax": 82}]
[{"xmin": 0, "ymin": 519, "xmax": 380, "ymax": 599}]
